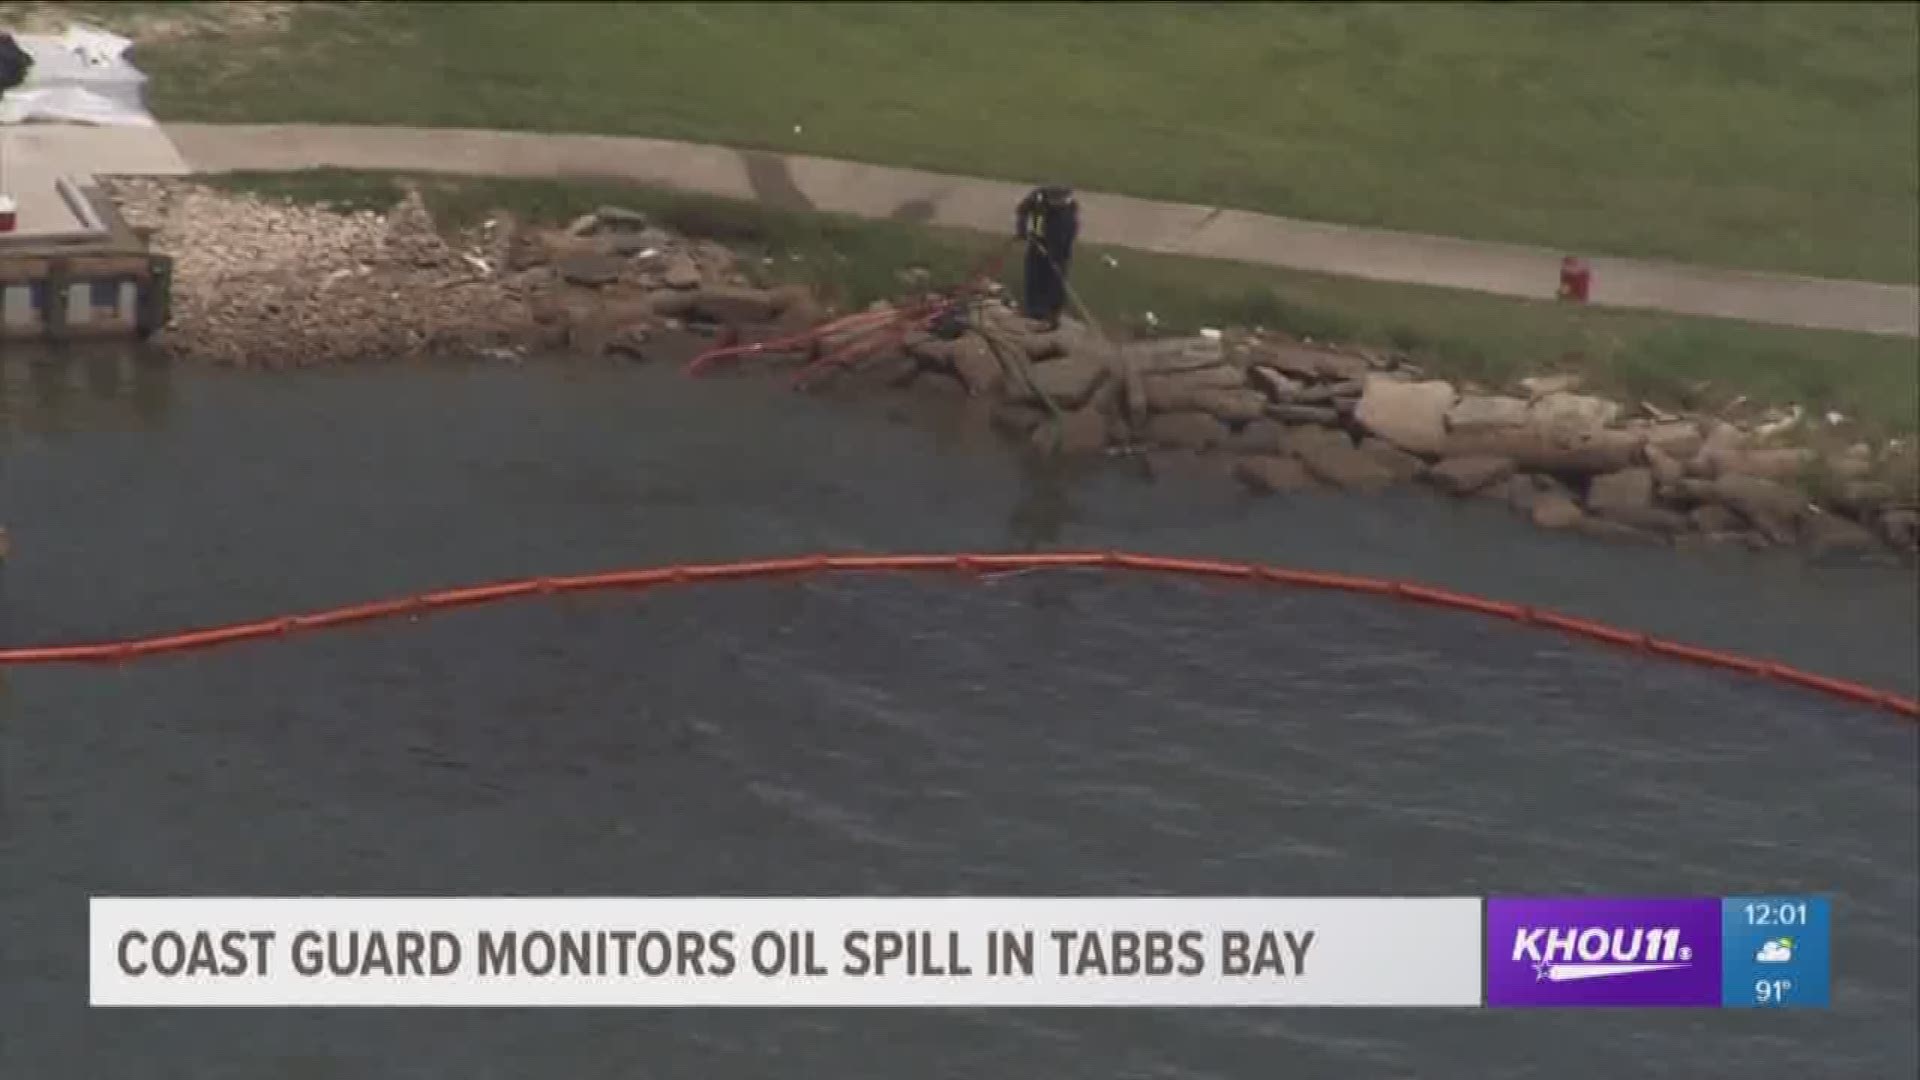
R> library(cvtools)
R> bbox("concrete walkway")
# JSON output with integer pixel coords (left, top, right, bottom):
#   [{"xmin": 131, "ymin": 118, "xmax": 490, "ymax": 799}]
[{"xmin": 162, "ymin": 122, "xmax": 1920, "ymax": 339}]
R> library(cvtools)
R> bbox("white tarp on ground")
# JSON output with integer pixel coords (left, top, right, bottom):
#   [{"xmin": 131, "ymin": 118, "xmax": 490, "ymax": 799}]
[{"xmin": 0, "ymin": 26, "xmax": 154, "ymax": 127}]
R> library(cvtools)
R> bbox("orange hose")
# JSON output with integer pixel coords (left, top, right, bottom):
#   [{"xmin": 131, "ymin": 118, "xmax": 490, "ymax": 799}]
[{"xmin": 1, "ymin": 551, "xmax": 1911, "ymax": 720}]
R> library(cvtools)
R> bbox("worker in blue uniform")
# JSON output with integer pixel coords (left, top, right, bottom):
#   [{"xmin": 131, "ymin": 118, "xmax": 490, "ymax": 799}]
[{"xmin": 1015, "ymin": 185, "xmax": 1078, "ymax": 328}]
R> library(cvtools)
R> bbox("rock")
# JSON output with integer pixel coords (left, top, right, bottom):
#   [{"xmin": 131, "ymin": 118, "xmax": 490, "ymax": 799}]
[
  {"xmin": 1585, "ymin": 468, "xmax": 1655, "ymax": 519},
  {"xmin": 1226, "ymin": 418, "xmax": 1286, "ymax": 455},
  {"xmin": 557, "ymin": 252, "xmax": 627, "ymax": 286},
  {"xmin": 1293, "ymin": 379, "xmax": 1365, "ymax": 405},
  {"xmin": 592, "ymin": 205, "xmax": 648, "ymax": 232},
  {"xmin": 1689, "ymin": 504, "xmax": 1741, "ymax": 533},
  {"xmin": 565, "ymin": 212, "xmax": 599, "ymax": 237},
  {"xmin": 1143, "ymin": 367, "xmax": 1251, "ymax": 411},
  {"xmin": 1487, "ymin": 473, "xmax": 1542, "ymax": 512},
  {"xmin": 1531, "ymin": 494, "xmax": 1584, "ymax": 530},
  {"xmin": 1726, "ymin": 447, "xmax": 1814, "ymax": 482},
  {"xmin": 1880, "ymin": 508, "xmax": 1919, "ymax": 550},
  {"xmin": 1024, "ymin": 355, "xmax": 1108, "ymax": 410},
  {"xmin": 1191, "ymin": 387, "xmax": 1268, "ymax": 424},
  {"xmin": 1439, "ymin": 424, "xmax": 1643, "ymax": 475},
  {"xmin": 1574, "ymin": 517, "xmax": 1664, "ymax": 545},
  {"xmin": 662, "ymin": 252, "xmax": 703, "ymax": 290},
  {"xmin": 1826, "ymin": 445, "xmax": 1876, "ymax": 482},
  {"xmin": 1643, "ymin": 420, "xmax": 1705, "ymax": 462},
  {"xmin": 689, "ymin": 286, "xmax": 778, "ymax": 325},
  {"xmin": 1710, "ymin": 474, "xmax": 1808, "ymax": 544},
  {"xmin": 1835, "ymin": 480, "xmax": 1896, "ymax": 515},
  {"xmin": 1043, "ymin": 408, "xmax": 1110, "ymax": 456},
  {"xmin": 1518, "ymin": 373, "xmax": 1584, "ymax": 398},
  {"xmin": 1233, "ymin": 455, "xmax": 1319, "ymax": 495},
  {"xmin": 1646, "ymin": 443, "xmax": 1685, "ymax": 486},
  {"xmin": 1298, "ymin": 441, "xmax": 1397, "ymax": 493},
  {"xmin": 601, "ymin": 232, "xmax": 655, "ymax": 256},
  {"xmin": 1354, "ymin": 376, "xmax": 1455, "ymax": 455},
  {"xmin": 1145, "ymin": 411, "xmax": 1229, "ymax": 451},
  {"xmin": 1692, "ymin": 422, "xmax": 1746, "ymax": 477},
  {"xmin": 1427, "ymin": 455, "xmax": 1515, "ymax": 496},
  {"xmin": 1267, "ymin": 343, "xmax": 1374, "ymax": 382},
  {"xmin": 1280, "ymin": 423, "xmax": 1353, "ymax": 457},
  {"xmin": 1358, "ymin": 437, "xmax": 1427, "ymax": 482},
  {"xmin": 1268, "ymin": 403, "xmax": 1341, "ymax": 426},
  {"xmin": 1250, "ymin": 366, "xmax": 1303, "ymax": 400},
  {"xmin": 1804, "ymin": 513, "xmax": 1888, "ymax": 566},
  {"xmin": 1446, "ymin": 394, "xmax": 1531, "ymax": 433},
  {"xmin": 1145, "ymin": 362, "xmax": 1247, "ymax": 392},
  {"xmin": 992, "ymin": 402, "xmax": 1048, "ymax": 438},
  {"xmin": 1529, "ymin": 391, "xmax": 1621, "ymax": 431},
  {"xmin": 910, "ymin": 371, "xmax": 967, "ymax": 399},
  {"xmin": 950, "ymin": 336, "xmax": 1003, "ymax": 396},
  {"xmin": 604, "ymin": 323, "xmax": 651, "ymax": 360}
]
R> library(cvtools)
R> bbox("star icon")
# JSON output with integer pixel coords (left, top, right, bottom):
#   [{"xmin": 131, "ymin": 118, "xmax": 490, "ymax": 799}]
[{"xmin": 1533, "ymin": 961, "xmax": 1551, "ymax": 982}]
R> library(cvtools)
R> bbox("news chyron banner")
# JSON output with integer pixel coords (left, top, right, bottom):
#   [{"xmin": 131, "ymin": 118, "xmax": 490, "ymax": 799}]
[
  {"xmin": 88, "ymin": 895, "xmax": 1831, "ymax": 1008},
  {"xmin": 92, "ymin": 898, "xmax": 1480, "ymax": 1007}
]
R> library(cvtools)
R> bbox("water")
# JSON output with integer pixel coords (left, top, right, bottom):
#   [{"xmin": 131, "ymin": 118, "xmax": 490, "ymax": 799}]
[{"xmin": 2, "ymin": 355, "xmax": 1915, "ymax": 1078}]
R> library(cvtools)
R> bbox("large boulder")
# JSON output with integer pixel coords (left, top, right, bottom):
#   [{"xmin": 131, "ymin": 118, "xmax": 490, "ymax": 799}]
[
  {"xmin": 1691, "ymin": 422, "xmax": 1747, "ymax": 477},
  {"xmin": 1280, "ymin": 423, "xmax": 1354, "ymax": 457},
  {"xmin": 1195, "ymin": 387, "xmax": 1271, "ymax": 424},
  {"xmin": 1725, "ymin": 446, "xmax": 1815, "ymax": 482},
  {"xmin": 1880, "ymin": 508, "xmax": 1919, "ymax": 550},
  {"xmin": 1121, "ymin": 336, "xmax": 1229, "ymax": 376},
  {"xmin": 1531, "ymin": 494, "xmax": 1584, "ymax": 530},
  {"xmin": 661, "ymin": 251, "xmax": 703, "ymax": 290},
  {"xmin": 1023, "ymin": 354, "xmax": 1108, "ymax": 410},
  {"xmin": 1355, "ymin": 376, "xmax": 1454, "ymax": 455},
  {"xmin": 1803, "ymin": 513, "xmax": 1888, "ymax": 566},
  {"xmin": 1226, "ymin": 418, "xmax": 1287, "ymax": 455},
  {"xmin": 1529, "ymin": 391, "xmax": 1620, "ymax": 431},
  {"xmin": 1446, "ymin": 394, "xmax": 1531, "ymax": 434},
  {"xmin": 1690, "ymin": 474, "xmax": 1808, "ymax": 545},
  {"xmin": 1439, "ymin": 423, "xmax": 1643, "ymax": 475},
  {"xmin": 1233, "ymin": 455, "xmax": 1319, "ymax": 495},
  {"xmin": 1358, "ymin": 438, "xmax": 1427, "ymax": 483},
  {"xmin": 1298, "ymin": 441, "xmax": 1397, "ymax": 493},
  {"xmin": 1145, "ymin": 411, "xmax": 1228, "ymax": 451},
  {"xmin": 1269, "ymin": 403, "xmax": 1341, "ymax": 426},
  {"xmin": 1642, "ymin": 420, "xmax": 1705, "ymax": 462},
  {"xmin": 557, "ymin": 252, "xmax": 627, "ymax": 287},
  {"xmin": 1250, "ymin": 365, "xmax": 1304, "ymax": 401},
  {"xmin": 687, "ymin": 286, "xmax": 780, "ymax": 325},
  {"xmin": 950, "ymin": 336, "xmax": 1003, "ymax": 396},
  {"xmin": 1585, "ymin": 468, "xmax": 1654, "ymax": 519},
  {"xmin": 1042, "ymin": 407, "xmax": 1110, "ymax": 456},
  {"xmin": 1259, "ymin": 343, "xmax": 1370, "ymax": 383},
  {"xmin": 1689, "ymin": 503, "xmax": 1741, "ymax": 533},
  {"xmin": 1645, "ymin": 443, "xmax": 1686, "ymax": 486},
  {"xmin": 991, "ymin": 402, "xmax": 1048, "ymax": 438},
  {"xmin": 1427, "ymin": 455, "xmax": 1515, "ymax": 496}
]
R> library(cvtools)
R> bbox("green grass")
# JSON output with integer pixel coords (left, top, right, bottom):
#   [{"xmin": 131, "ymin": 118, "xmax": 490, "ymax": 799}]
[
  {"xmin": 210, "ymin": 170, "xmax": 1920, "ymax": 436},
  {"xmin": 134, "ymin": 2, "xmax": 1920, "ymax": 283}
]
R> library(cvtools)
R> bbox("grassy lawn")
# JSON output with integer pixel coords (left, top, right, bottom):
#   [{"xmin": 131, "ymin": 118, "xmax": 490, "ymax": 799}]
[
  {"xmin": 130, "ymin": 2, "xmax": 1919, "ymax": 283},
  {"xmin": 210, "ymin": 170, "xmax": 1920, "ymax": 437}
]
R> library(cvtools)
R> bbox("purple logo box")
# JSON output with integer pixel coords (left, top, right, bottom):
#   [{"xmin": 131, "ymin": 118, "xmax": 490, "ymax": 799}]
[{"xmin": 1486, "ymin": 897, "xmax": 1722, "ymax": 1007}]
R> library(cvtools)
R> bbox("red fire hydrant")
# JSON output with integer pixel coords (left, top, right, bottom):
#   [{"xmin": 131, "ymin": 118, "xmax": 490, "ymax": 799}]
[{"xmin": 1557, "ymin": 256, "xmax": 1591, "ymax": 302}]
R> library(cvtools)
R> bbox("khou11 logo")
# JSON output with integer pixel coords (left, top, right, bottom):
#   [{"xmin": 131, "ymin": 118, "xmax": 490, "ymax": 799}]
[{"xmin": 1485, "ymin": 897, "xmax": 1723, "ymax": 1007}]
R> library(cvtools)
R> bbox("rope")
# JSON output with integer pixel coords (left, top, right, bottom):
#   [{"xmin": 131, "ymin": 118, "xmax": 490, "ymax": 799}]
[{"xmin": 0, "ymin": 551, "xmax": 1911, "ymax": 721}]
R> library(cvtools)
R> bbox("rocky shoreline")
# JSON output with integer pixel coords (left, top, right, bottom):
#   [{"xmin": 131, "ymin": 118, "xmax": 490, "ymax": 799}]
[{"xmin": 106, "ymin": 179, "xmax": 1918, "ymax": 565}]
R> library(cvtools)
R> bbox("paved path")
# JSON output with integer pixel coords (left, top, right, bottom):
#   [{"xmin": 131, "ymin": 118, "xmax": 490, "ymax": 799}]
[{"xmin": 162, "ymin": 123, "xmax": 1920, "ymax": 338}]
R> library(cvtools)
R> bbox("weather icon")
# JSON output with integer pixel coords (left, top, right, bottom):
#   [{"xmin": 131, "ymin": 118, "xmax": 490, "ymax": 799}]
[{"xmin": 1756, "ymin": 938, "xmax": 1794, "ymax": 963}]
